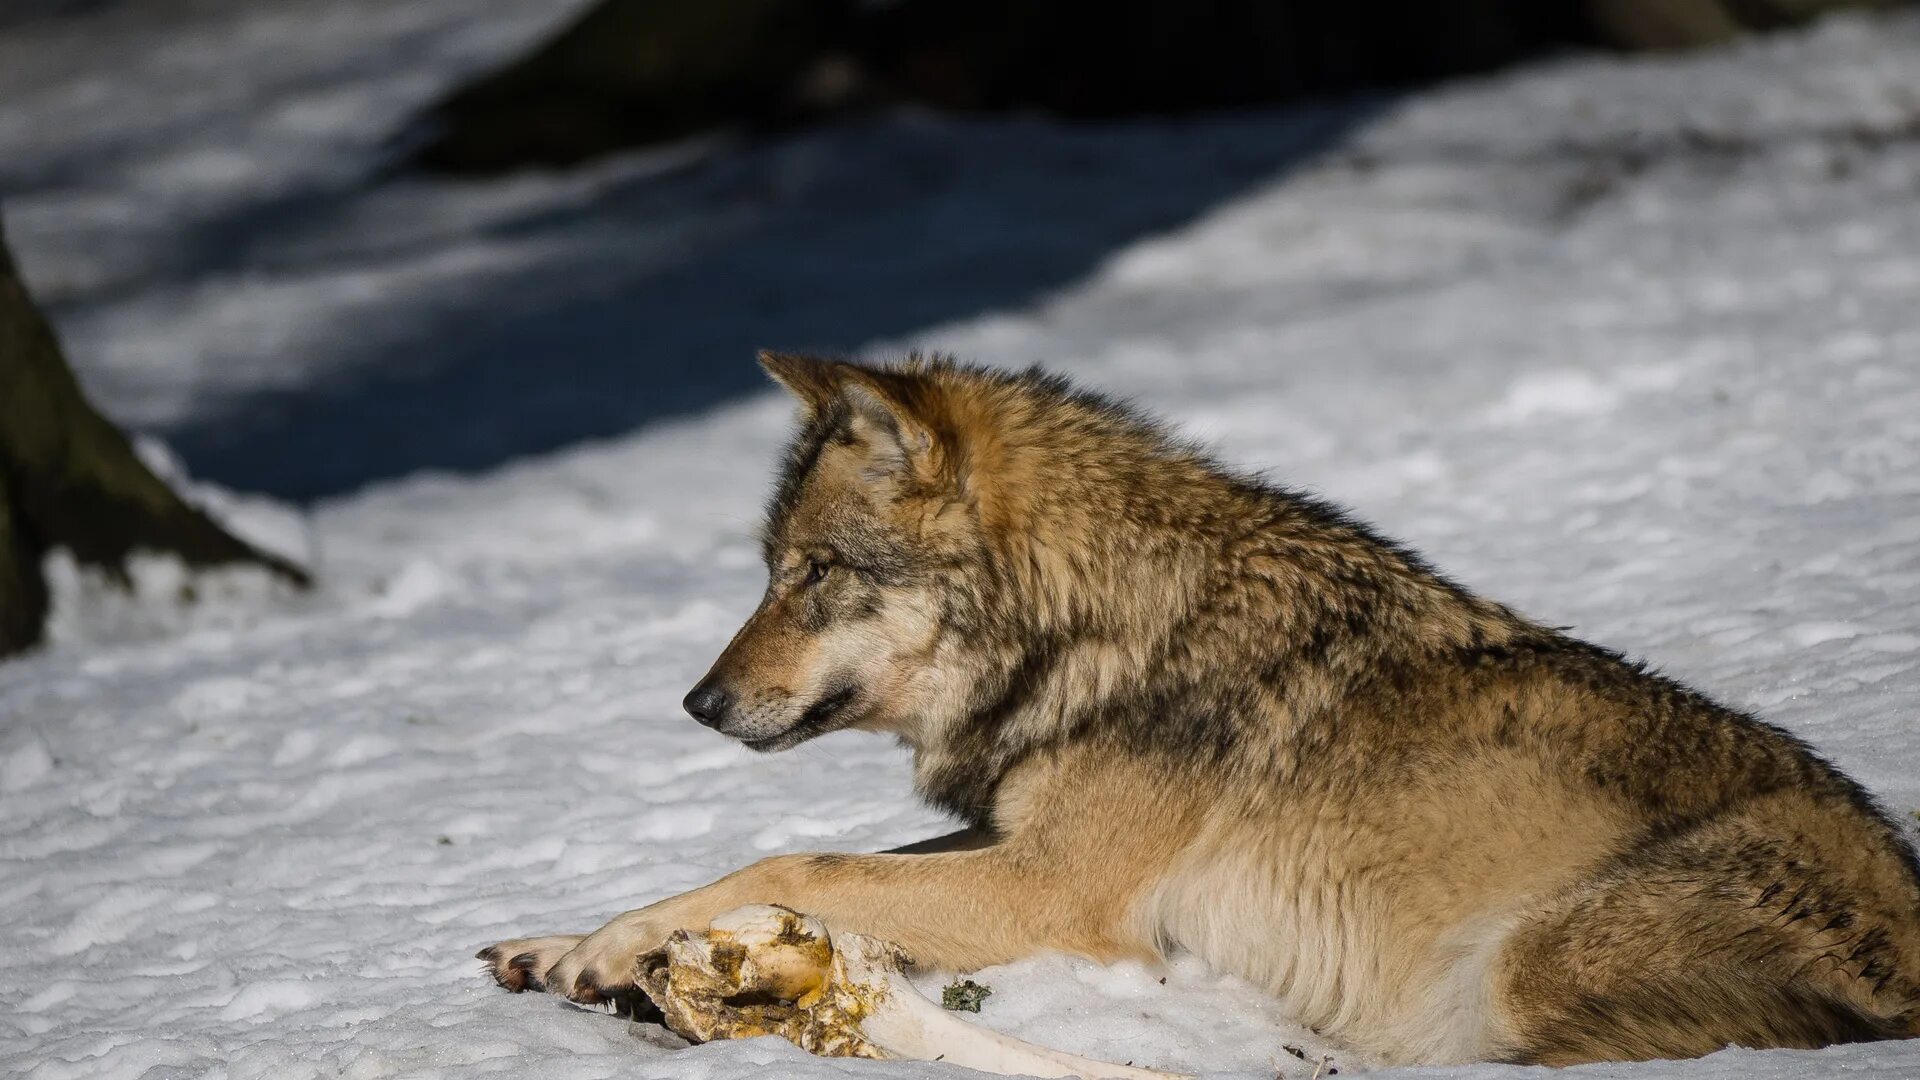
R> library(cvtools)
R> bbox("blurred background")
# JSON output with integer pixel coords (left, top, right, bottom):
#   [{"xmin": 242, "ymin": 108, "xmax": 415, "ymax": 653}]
[{"xmin": 2, "ymin": 3, "xmax": 1900, "ymax": 483}]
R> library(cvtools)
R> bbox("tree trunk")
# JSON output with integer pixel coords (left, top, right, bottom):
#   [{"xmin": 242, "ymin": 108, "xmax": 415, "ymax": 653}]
[
  {"xmin": 0, "ymin": 464, "xmax": 48, "ymax": 653},
  {"xmin": 0, "ymin": 212, "xmax": 309, "ymax": 658}
]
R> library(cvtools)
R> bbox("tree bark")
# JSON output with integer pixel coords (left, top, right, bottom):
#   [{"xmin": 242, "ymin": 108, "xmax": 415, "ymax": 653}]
[{"xmin": 0, "ymin": 213, "xmax": 309, "ymax": 658}]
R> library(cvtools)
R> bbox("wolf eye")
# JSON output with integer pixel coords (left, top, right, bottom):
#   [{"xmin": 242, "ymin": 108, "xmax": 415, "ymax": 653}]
[{"xmin": 803, "ymin": 559, "xmax": 832, "ymax": 587}]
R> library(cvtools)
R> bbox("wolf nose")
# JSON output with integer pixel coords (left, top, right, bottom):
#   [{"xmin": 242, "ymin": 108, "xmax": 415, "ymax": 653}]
[{"xmin": 682, "ymin": 684, "xmax": 733, "ymax": 729}]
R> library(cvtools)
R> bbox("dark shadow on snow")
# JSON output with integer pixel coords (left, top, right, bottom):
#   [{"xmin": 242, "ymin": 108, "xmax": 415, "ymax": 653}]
[{"xmin": 149, "ymin": 100, "xmax": 1389, "ymax": 502}]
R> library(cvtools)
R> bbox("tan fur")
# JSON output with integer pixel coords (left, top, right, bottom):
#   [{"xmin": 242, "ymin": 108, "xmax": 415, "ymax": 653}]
[{"xmin": 482, "ymin": 354, "xmax": 1920, "ymax": 1065}]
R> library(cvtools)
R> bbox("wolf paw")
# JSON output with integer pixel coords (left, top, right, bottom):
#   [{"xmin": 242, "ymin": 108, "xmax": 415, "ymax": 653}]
[
  {"xmin": 544, "ymin": 914, "xmax": 667, "ymax": 1012},
  {"xmin": 476, "ymin": 934, "xmax": 585, "ymax": 993}
]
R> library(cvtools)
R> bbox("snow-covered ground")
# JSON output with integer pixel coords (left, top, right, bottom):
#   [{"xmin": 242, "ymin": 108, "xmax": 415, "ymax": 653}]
[{"xmin": 4, "ymin": 3, "xmax": 1920, "ymax": 1078}]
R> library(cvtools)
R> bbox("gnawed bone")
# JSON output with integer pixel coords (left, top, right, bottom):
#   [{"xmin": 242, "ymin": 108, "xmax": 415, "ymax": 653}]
[{"xmin": 636, "ymin": 904, "xmax": 1187, "ymax": 1079}]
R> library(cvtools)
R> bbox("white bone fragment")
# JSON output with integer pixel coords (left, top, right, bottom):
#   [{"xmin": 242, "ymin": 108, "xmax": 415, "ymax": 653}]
[{"xmin": 636, "ymin": 904, "xmax": 1187, "ymax": 1079}]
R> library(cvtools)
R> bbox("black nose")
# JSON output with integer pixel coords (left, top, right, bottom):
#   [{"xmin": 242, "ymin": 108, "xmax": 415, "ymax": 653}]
[{"xmin": 682, "ymin": 684, "xmax": 732, "ymax": 729}]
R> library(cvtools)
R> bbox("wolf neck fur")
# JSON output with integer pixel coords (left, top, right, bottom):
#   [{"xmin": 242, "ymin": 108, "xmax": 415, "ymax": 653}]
[{"xmin": 914, "ymin": 416, "xmax": 1523, "ymax": 825}]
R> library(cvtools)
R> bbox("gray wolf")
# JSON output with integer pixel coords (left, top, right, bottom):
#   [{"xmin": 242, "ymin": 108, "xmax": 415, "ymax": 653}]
[{"xmin": 482, "ymin": 354, "xmax": 1920, "ymax": 1065}]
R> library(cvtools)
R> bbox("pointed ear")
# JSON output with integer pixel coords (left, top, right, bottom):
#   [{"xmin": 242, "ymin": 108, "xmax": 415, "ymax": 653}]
[
  {"xmin": 759, "ymin": 352, "xmax": 957, "ymax": 489},
  {"xmin": 757, "ymin": 351, "xmax": 844, "ymax": 417},
  {"xmin": 839, "ymin": 368, "xmax": 957, "ymax": 489}
]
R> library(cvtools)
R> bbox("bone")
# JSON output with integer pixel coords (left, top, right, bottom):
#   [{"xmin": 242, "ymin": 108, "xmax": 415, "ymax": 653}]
[{"xmin": 635, "ymin": 904, "xmax": 1188, "ymax": 1079}]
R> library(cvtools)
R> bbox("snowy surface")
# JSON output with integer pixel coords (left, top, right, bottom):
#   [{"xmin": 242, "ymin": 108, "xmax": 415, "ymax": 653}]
[{"xmin": 4, "ymin": 3, "xmax": 1920, "ymax": 1078}]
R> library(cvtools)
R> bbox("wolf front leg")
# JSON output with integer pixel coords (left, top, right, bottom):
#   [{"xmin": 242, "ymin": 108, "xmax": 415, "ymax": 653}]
[
  {"xmin": 478, "ymin": 827, "xmax": 990, "ymax": 995},
  {"xmin": 542, "ymin": 845, "xmax": 1146, "ymax": 1006}
]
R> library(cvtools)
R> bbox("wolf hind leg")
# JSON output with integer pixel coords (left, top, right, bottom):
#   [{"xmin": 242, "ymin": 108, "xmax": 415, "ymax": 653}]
[{"xmin": 1490, "ymin": 795, "xmax": 1920, "ymax": 1065}]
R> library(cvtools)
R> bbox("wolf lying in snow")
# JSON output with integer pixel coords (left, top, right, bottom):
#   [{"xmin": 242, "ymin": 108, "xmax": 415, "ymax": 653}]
[{"xmin": 482, "ymin": 354, "xmax": 1920, "ymax": 1065}]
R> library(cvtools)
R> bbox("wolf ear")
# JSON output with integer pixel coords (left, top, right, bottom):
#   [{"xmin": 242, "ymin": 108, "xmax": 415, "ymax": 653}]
[
  {"xmin": 837, "ymin": 369, "xmax": 943, "ymax": 483},
  {"xmin": 758, "ymin": 351, "xmax": 953, "ymax": 487},
  {"xmin": 758, "ymin": 351, "xmax": 843, "ymax": 418}
]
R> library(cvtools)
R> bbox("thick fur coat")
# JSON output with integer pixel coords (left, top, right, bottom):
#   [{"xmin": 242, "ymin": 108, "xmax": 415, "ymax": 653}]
[{"xmin": 483, "ymin": 355, "xmax": 1920, "ymax": 1065}]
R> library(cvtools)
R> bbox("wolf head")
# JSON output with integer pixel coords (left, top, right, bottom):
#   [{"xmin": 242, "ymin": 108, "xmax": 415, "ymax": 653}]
[
  {"xmin": 682, "ymin": 352, "xmax": 997, "ymax": 753},
  {"xmin": 681, "ymin": 353, "xmax": 1255, "ymax": 812}
]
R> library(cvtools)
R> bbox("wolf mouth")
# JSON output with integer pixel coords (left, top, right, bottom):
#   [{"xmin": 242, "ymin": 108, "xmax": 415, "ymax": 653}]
[{"xmin": 741, "ymin": 685, "xmax": 859, "ymax": 752}]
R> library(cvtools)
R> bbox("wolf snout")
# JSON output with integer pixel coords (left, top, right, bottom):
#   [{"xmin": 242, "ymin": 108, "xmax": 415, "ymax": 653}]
[{"xmin": 682, "ymin": 683, "xmax": 734, "ymax": 729}]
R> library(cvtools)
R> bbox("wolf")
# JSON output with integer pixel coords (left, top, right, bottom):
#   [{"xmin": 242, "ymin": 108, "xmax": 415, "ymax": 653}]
[{"xmin": 481, "ymin": 354, "xmax": 1920, "ymax": 1065}]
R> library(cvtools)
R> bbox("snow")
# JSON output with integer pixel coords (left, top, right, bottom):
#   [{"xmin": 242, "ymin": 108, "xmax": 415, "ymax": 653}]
[{"xmin": 3, "ymin": 2, "xmax": 1920, "ymax": 1079}]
